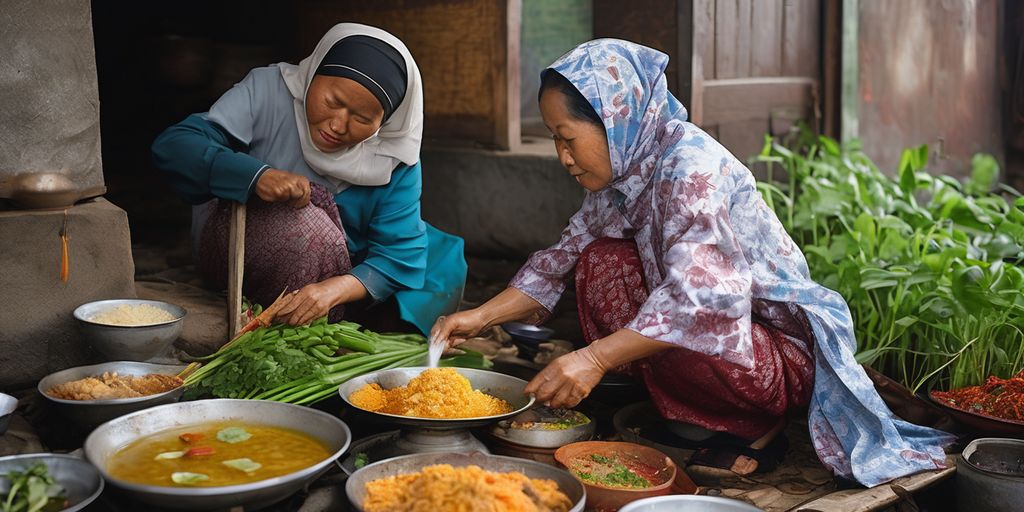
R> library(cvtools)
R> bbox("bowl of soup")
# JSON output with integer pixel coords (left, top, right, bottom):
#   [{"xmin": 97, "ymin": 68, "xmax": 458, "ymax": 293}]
[{"xmin": 83, "ymin": 399, "xmax": 351, "ymax": 510}]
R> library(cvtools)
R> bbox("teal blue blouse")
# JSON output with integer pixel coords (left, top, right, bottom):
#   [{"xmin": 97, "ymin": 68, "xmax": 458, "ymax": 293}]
[{"xmin": 152, "ymin": 66, "xmax": 465, "ymax": 334}]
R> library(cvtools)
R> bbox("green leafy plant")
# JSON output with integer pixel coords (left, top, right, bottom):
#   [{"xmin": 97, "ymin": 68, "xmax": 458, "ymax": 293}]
[{"xmin": 756, "ymin": 132, "xmax": 1024, "ymax": 392}]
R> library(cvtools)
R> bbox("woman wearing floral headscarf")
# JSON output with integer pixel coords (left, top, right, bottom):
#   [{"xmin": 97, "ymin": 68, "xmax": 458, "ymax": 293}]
[
  {"xmin": 153, "ymin": 23, "xmax": 465, "ymax": 334},
  {"xmin": 432, "ymin": 39, "xmax": 951, "ymax": 486}
]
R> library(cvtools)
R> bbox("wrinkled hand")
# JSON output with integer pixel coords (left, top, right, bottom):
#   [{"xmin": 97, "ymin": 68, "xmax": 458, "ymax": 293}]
[
  {"xmin": 273, "ymin": 281, "xmax": 341, "ymax": 326},
  {"xmin": 524, "ymin": 347, "xmax": 607, "ymax": 409},
  {"xmin": 429, "ymin": 309, "xmax": 487, "ymax": 348},
  {"xmin": 255, "ymin": 169, "xmax": 311, "ymax": 208}
]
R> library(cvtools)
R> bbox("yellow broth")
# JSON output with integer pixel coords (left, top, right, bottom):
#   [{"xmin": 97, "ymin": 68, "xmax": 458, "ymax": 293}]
[{"xmin": 107, "ymin": 422, "xmax": 332, "ymax": 487}]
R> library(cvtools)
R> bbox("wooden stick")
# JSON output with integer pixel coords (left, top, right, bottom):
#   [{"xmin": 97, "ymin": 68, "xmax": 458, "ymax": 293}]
[{"xmin": 227, "ymin": 202, "xmax": 246, "ymax": 337}]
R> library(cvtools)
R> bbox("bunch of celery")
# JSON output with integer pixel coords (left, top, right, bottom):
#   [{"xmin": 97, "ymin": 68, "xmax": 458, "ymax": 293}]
[{"xmin": 182, "ymin": 317, "xmax": 489, "ymax": 405}]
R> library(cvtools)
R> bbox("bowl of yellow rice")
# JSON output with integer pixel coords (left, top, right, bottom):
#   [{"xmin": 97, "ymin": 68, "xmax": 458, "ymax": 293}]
[{"xmin": 74, "ymin": 299, "xmax": 186, "ymax": 361}]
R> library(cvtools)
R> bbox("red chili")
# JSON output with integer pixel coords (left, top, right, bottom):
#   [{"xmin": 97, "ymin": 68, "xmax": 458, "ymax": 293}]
[
  {"xmin": 932, "ymin": 371, "xmax": 1024, "ymax": 422},
  {"xmin": 184, "ymin": 446, "xmax": 216, "ymax": 458},
  {"xmin": 179, "ymin": 433, "xmax": 205, "ymax": 444}
]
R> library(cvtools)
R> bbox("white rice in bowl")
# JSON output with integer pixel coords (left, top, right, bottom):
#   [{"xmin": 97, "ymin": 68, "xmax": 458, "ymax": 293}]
[{"xmin": 91, "ymin": 304, "xmax": 177, "ymax": 326}]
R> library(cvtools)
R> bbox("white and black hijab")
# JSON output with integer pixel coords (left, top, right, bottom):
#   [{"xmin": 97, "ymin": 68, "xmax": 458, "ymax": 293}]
[{"xmin": 279, "ymin": 23, "xmax": 423, "ymax": 192}]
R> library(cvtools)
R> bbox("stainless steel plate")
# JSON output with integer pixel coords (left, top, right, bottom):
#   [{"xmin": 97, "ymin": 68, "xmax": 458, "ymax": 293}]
[
  {"xmin": 338, "ymin": 367, "xmax": 535, "ymax": 429},
  {"xmin": 345, "ymin": 451, "xmax": 585, "ymax": 511},
  {"xmin": 0, "ymin": 454, "xmax": 104, "ymax": 512},
  {"xmin": 37, "ymin": 361, "xmax": 186, "ymax": 430}
]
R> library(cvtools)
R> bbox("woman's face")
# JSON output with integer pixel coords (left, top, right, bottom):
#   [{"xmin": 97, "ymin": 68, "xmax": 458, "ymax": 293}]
[
  {"xmin": 539, "ymin": 89, "xmax": 613, "ymax": 192},
  {"xmin": 305, "ymin": 75, "xmax": 384, "ymax": 153}
]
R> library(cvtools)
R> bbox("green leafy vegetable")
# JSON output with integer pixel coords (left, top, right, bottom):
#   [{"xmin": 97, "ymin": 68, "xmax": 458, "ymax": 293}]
[
  {"xmin": 216, "ymin": 427, "xmax": 252, "ymax": 444},
  {"xmin": 757, "ymin": 130, "xmax": 1024, "ymax": 390},
  {"xmin": 171, "ymin": 472, "xmax": 209, "ymax": 485},
  {"xmin": 353, "ymin": 452, "xmax": 369, "ymax": 470},
  {"xmin": 222, "ymin": 458, "xmax": 262, "ymax": 473},
  {"xmin": 182, "ymin": 318, "xmax": 492, "ymax": 405},
  {"xmin": 2, "ymin": 463, "xmax": 67, "ymax": 512},
  {"xmin": 154, "ymin": 451, "xmax": 185, "ymax": 460}
]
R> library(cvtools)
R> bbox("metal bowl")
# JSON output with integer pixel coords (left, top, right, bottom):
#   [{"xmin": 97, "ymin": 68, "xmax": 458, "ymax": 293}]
[
  {"xmin": 926, "ymin": 390, "xmax": 1024, "ymax": 438},
  {"xmin": 74, "ymin": 299, "xmax": 186, "ymax": 361},
  {"xmin": 83, "ymin": 399, "xmax": 352, "ymax": 511},
  {"xmin": 488, "ymin": 407, "xmax": 595, "ymax": 448},
  {"xmin": 0, "ymin": 454, "xmax": 104, "ymax": 512},
  {"xmin": 618, "ymin": 495, "xmax": 763, "ymax": 512},
  {"xmin": 0, "ymin": 393, "xmax": 16, "ymax": 435},
  {"xmin": 38, "ymin": 361, "xmax": 186, "ymax": 431},
  {"xmin": 345, "ymin": 451, "xmax": 586, "ymax": 511},
  {"xmin": 338, "ymin": 367, "xmax": 535, "ymax": 429}
]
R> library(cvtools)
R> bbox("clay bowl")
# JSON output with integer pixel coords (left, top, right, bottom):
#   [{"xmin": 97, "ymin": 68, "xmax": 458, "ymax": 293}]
[
  {"xmin": 926, "ymin": 390, "xmax": 1024, "ymax": 439},
  {"xmin": 555, "ymin": 441, "xmax": 680, "ymax": 512}
]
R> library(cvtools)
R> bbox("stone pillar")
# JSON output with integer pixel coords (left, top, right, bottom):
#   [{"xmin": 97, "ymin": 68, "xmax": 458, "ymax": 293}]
[
  {"xmin": 0, "ymin": 200, "xmax": 136, "ymax": 389},
  {"xmin": 0, "ymin": 0, "xmax": 103, "ymax": 187}
]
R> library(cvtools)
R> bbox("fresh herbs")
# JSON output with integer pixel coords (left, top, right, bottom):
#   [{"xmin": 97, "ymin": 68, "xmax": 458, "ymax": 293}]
[
  {"xmin": 353, "ymin": 452, "xmax": 369, "ymax": 470},
  {"xmin": 571, "ymin": 454, "xmax": 652, "ymax": 489},
  {"xmin": 182, "ymin": 318, "xmax": 491, "ymax": 405},
  {"xmin": 756, "ymin": 132, "xmax": 1024, "ymax": 390},
  {"xmin": 1, "ymin": 463, "xmax": 67, "ymax": 512}
]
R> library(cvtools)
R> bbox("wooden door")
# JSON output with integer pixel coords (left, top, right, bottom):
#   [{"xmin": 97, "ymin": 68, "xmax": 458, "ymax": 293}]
[{"xmin": 594, "ymin": 0, "xmax": 823, "ymax": 163}]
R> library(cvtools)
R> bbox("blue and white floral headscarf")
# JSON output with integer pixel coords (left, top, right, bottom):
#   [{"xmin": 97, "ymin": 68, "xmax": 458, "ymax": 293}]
[{"xmin": 511, "ymin": 39, "xmax": 953, "ymax": 486}]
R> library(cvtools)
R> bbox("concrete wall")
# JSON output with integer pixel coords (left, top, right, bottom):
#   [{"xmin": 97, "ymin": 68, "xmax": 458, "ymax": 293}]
[
  {"xmin": 0, "ymin": 200, "xmax": 136, "ymax": 389},
  {"xmin": 421, "ymin": 144, "xmax": 584, "ymax": 258},
  {"xmin": 0, "ymin": 0, "xmax": 103, "ymax": 188}
]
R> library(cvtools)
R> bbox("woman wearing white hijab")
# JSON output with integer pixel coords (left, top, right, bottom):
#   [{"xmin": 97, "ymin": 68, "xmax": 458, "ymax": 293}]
[{"xmin": 153, "ymin": 23, "xmax": 465, "ymax": 333}]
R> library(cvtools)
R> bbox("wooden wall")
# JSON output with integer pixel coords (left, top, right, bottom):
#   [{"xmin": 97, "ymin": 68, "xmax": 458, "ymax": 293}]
[
  {"xmin": 851, "ymin": 0, "xmax": 1003, "ymax": 177},
  {"xmin": 595, "ymin": 0, "xmax": 822, "ymax": 163},
  {"xmin": 296, "ymin": 0, "xmax": 520, "ymax": 149}
]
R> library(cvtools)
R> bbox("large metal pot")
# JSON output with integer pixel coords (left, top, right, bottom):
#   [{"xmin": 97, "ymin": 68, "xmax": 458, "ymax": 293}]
[
  {"xmin": 956, "ymin": 437, "xmax": 1024, "ymax": 512},
  {"xmin": 83, "ymin": 399, "xmax": 351, "ymax": 510}
]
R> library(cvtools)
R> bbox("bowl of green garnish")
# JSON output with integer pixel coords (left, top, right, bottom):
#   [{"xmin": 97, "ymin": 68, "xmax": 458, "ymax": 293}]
[{"xmin": 0, "ymin": 454, "xmax": 103, "ymax": 512}]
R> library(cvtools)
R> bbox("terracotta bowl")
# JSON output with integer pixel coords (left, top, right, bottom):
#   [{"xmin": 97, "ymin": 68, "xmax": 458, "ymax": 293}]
[{"xmin": 555, "ymin": 441, "xmax": 679, "ymax": 512}]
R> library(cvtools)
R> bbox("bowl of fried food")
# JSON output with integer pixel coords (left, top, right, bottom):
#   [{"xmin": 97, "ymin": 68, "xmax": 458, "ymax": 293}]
[
  {"xmin": 74, "ymin": 299, "xmax": 186, "ymax": 361},
  {"xmin": 38, "ymin": 361, "xmax": 186, "ymax": 430}
]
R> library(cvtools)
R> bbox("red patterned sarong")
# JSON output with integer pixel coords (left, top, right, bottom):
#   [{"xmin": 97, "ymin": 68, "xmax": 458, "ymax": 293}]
[
  {"xmin": 198, "ymin": 184, "xmax": 351, "ymax": 321},
  {"xmin": 576, "ymin": 238, "xmax": 815, "ymax": 440}
]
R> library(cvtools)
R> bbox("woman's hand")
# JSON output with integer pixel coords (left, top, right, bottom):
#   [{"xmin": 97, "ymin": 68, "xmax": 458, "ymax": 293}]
[
  {"xmin": 274, "ymin": 275, "xmax": 367, "ymax": 325},
  {"xmin": 255, "ymin": 169, "xmax": 311, "ymax": 208},
  {"xmin": 430, "ymin": 309, "xmax": 487, "ymax": 347},
  {"xmin": 524, "ymin": 346, "xmax": 607, "ymax": 409}
]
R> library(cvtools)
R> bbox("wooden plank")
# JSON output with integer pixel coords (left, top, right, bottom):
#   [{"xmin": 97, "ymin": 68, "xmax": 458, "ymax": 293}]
[
  {"xmin": 852, "ymin": 0, "xmax": 1003, "ymax": 177},
  {"xmin": 676, "ymin": 0, "xmax": 695, "ymax": 105},
  {"xmin": 495, "ymin": 0, "xmax": 521, "ymax": 150},
  {"xmin": 702, "ymin": 77, "xmax": 815, "ymax": 124},
  {"xmin": 227, "ymin": 202, "xmax": 245, "ymax": 337},
  {"xmin": 794, "ymin": 457, "xmax": 955, "ymax": 512},
  {"xmin": 593, "ymin": 0, "xmax": 681, "ymax": 96},
  {"xmin": 822, "ymin": 0, "xmax": 842, "ymax": 137},
  {"xmin": 690, "ymin": 0, "xmax": 716, "ymax": 123},
  {"xmin": 840, "ymin": 0, "xmax": 859, "ymax": 142},
  {"xmin": 751, "ymin": 0, "xmax": 783, "ymax": 77},
  {"xmin": 735, "ymin": 0, "xmax": 753, "ymax": 76},
  {"xmin": 715, "ymin": 0, "xmax": 739, "ymax": 78},
  {"xmin": 795, "ymin": 0, "xmax": 822, "ymax": 79}
]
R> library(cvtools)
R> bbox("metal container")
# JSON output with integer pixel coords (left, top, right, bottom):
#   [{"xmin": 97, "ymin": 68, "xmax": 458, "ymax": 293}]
[
  {"xmin": 345, "ymin": 451, "xmax": 586, "ymax": 511},
  {"xmin": 619, "ymin": 495, "xmax": 763, "ymax": 512},
  {"xmin": 956, "ymin": 437, "xmax": 1024, "ymax": 512},
  {"xmin": 0, "ymin": 453, "xmax": 104, "ymax": 512},
  {"xmin": 74, "ymin": 299, "xmax": 186, "ymax": 361},
  {"xmin": 488, "ymin": 407, "xmax": 595, "ymax": 448},
  {"xmin": 84, "ymin": 399, "xmax": 351, "ymax": 511},
  {"xmin": 37, "ymin": 361, "xmax": 186, "ymax": 430},
  {"xmin": 338, "ymin": 367, "xmax": 535, "ymax": 429},
  {"xmin": 0, "ymin": 392, "xmax": 16, "ymax": 435}
]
